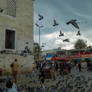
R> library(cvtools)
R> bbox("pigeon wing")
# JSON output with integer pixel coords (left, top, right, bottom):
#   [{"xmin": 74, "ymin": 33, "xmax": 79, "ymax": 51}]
[{"xmin": 72, "ymin": 22, "xmax": 79, "ymax": 29}]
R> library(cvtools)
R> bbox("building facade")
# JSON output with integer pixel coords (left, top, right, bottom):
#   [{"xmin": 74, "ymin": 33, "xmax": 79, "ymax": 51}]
[{"xmin": 0, "ymin": 0, "xmax": 34, "ymax": 73}]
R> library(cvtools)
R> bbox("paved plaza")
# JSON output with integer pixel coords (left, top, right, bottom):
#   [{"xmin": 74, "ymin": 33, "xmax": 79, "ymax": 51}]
[{"xmin": 0, "ymin": 66, "xmax": 92, "ymax": 92}]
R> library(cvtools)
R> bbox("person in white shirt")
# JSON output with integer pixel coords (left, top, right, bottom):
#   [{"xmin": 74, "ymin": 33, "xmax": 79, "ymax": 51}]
[{"xmin": 6, "ymin": 77, "xmax": 18, "ymax": 92}]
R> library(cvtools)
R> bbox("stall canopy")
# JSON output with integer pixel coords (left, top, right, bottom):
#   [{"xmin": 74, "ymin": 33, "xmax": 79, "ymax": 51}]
[
  {"xmin": 45, "ymin": 54, "xmax": 53, "ymax": 60},
  {"xmin": 51, "ymin": 56, "xmax": 56, "ymax": 61},
  {"xmin": 55, "ymin": 57, "xmax": 70, "ymax": 61}
]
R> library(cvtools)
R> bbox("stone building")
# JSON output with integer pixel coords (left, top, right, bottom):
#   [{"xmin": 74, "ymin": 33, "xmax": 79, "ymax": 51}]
[{"xmin": 0, "ymin": 0, "xmax": 34, "ymax": 73}]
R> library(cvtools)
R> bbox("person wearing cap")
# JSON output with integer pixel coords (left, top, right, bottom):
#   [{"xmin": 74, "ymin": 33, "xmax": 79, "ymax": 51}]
[
  {"xmin": 10, "ymin": 59, "xmax": 19, "ymax": 83},
  {"xmin": 6, "ymin": 77, "xmax": 18, "ymax": 92}
]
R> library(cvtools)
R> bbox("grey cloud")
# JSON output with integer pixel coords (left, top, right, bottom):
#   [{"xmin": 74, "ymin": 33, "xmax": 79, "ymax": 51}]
[{"xmin": 34, "ymin": 0, "xmax": 92, "ymax": 50}]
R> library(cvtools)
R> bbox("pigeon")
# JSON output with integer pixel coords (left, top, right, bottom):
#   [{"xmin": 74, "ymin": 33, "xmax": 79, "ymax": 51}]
[
  {"xmin": 41, "ymin": 43, "xmax": 46, "ymax": 47},
  {"xmin": 59, "ymin": 30, "xmax": 64, "ymax": 37},
  {"xmin": 38, "ymin": 14, "xmax": 44, "ymax": 20},
  {"xmin": 66, "ymin": 19, "xmax": 79, "ymax": 29},
  {"xmin": 41, "ymin": 45, "xmax": 44, "ymax": 47},
  {"xmin": 35, "ymin": 23, "xmax": 39, "ymax": 27},
  {"xmin": 63, "ymin": 39, "xmax": 70, "ymax": 42},
  {"xmin": 26, "ymin": 42, "xmax": 29, "ymax": 44},
  {"xmin": 35, "ymin": 23, "xmax": 44, "ymax": 28},
  {"xmin": 87, "ymin": 88, "xmax": 92, "ymax": 92},
  {"xmin": 53, "ymin": 19, "xmax": 59, "ymax": 26},
  {"xmin": 0, "ymin": 77, "xmax": 6, "ymax": 83},
  {"xmin": 76, "ymin": 31, "xmax": 81, "ymax": 36},
  {"xmin": 0, "ymin": 8, "xmax": 3, "ymax": 13},
  {"xmin": 74, "ymin": 89, "xmax": 78, "ymax": 92}
]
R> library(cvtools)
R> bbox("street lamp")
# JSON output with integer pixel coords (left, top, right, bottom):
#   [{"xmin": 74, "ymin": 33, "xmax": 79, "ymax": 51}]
[{"xmin": 35, "ymin": 23, "xmax": 44, "ymax": 60}]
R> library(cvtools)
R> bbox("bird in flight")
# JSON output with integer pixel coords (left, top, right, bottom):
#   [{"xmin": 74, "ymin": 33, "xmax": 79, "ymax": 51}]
[
  {"xmin": 66, "ymin": 19, "xmax": 79, "ymax": 29},
  {"xmin": 35, "ymin": 23, "xmax": 44, "ymax": 28},
  {"xmin": 59, "ymin": 30, "xmax": 64, "ymax": 37},
  {"xmin": 41, "ymin": 45, "xmax": 44, "ymax": 47},
  {"xmin": 38, "ymin": 14, "xmax": 44, "ymax": 21},
  {"xmin": 53, "ymin": 19, "xmax": 59, "ymax": 26},
  {"xmin": 63, "ymin": 39, "xmax": 70, "ymax": 42},
  {"xmin": 41, "ymin": 43, "xmax": 46, "ymax": 47},
  {"xmin": 76, "ymin": 30, "xmax": 81, "ymax": 36}
]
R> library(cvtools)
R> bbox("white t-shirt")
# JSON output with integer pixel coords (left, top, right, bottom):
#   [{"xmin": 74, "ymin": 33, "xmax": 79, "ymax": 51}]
[{"xmin": 6, "ymin": 83, "xmax": 18, "ymax": 92}]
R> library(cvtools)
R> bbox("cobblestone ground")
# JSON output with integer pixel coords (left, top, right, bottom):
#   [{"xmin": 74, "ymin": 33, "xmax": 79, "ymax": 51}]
[{"xmin": 0, "ymin": 67, "xmax": 92, "ymax": 92}]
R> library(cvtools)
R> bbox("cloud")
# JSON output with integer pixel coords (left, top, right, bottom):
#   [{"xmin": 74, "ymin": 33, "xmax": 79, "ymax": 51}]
[
  {"xmin": 34, "ymin": 29, "xmax": 92, "ymax": 50},
  {"xmin": 34, "ymin": 0, "xmax": 92, "ymax": 50},
  {"xmin": 63, "ymin": 0, "xmax": 92, "ymax": 20}
]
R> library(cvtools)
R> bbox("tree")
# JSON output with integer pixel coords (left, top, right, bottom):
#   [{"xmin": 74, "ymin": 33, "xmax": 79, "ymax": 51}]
[
  {"xmin": 87, "ymin": 45, "xmax": 92, "ymax": 48},
  {"xmin": 74, "ymin": 39, "xmax": 87, "ymax": 49},
  {"xmin": 33, "ymin": 43, "xmax": 40, "ymax": 61},
  {"xmin": 58, "ymin": 47, "xmax": 61, "ymax": 50}
]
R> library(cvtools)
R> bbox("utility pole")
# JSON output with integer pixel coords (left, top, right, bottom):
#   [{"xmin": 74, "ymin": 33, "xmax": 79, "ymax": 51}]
[{"xmin": 35, "ymin": 23, "xmax": 43, "ymax": 61}]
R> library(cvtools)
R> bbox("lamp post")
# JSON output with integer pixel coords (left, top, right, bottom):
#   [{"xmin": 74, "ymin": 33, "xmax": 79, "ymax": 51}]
[{"xmin": 35, "ymin": 23, "xmax": 43, "ymax": 61}]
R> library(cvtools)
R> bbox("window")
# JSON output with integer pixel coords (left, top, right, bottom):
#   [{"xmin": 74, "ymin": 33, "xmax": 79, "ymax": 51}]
[
  {"xmin": 7, "ymin": 0, "xmax": 16, "ymax": 17},
  {"xmin": 5, "ymin": 29, "xmax": 15, "ymax": 49}
]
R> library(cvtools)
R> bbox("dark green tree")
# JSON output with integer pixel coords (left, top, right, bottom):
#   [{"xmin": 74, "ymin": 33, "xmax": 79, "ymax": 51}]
[{"xmin": 74, "ymin": 39, "xmax": 87, "ymax": 49}]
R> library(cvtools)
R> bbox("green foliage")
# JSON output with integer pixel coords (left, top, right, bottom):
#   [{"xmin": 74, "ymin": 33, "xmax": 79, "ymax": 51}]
[{"xmin": 74, "ymin": 39, "xmax": 87, "ymax": 49}]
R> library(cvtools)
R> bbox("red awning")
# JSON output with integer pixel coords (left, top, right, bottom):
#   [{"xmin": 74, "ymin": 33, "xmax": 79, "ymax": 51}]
[
  {"xmin": 51, "ymin": 56, "xmax": 56, "ymax": 61},
  {"xmin": 55, "ymin": 57, "xmax": 71, "ymax": 61},
  {"xmin": 52, "ymin": 53, "xmax": 92, "ymax": 61}
]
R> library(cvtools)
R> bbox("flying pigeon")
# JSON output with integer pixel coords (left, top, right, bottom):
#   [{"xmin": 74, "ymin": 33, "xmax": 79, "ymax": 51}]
[
  {"xmin": 38, "ymin": 14, "xmax": 44, "ymax": 20},
  {"xmin": 35, "ymin": 23, "xmax": 39, "ymax": 27},
  {"xmin": 53, "ymin": 19, "xmax": 59, "ymax": 26},
  {"xmin": 63, "ymin": 39, "xmax": 70, "ymax": 42},
  {"xmin": 59, "ymin": 30, "xmax": 64, "ymax": 37},
  {"xmin": 66, "ymin": 19, "xmax": 79, "ymax": 29},
  {"xmin": 41, "ymin": 45, "xmax": 44, "ymax": 47},
  {"xmin": 76, "ymin": 31, "xmax": 81, "ymax": 36},
  {"xmin": 35, "ymin": 23, "xmax": 44, "ymax": 28}
]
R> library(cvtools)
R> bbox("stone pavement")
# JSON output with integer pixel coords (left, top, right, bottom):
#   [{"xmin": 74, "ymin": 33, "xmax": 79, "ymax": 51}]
[{"xmin": 0, "ymin": 67, "xmax": 92, "ymax": 92}]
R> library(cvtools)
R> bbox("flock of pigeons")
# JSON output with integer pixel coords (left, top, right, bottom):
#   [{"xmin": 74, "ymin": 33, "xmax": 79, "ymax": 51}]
[
  {"xmin": 36, "ymin": 14, "xmax": 82, "ymax": 47},
  {"xmin": 37, "ymin": 14, "xmax": 81, "ymax": 40}
]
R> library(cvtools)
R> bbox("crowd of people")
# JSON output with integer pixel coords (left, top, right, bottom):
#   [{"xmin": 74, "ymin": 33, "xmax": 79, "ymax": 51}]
[
  {"xmin": 33, "ymin": 58, "xmax": 92, "ymax": 92},
  {"xmin": 33, "ymin": 61, "xmax": 72, "ymax": 91},
  {"xmin": 1, "ymin": 58, "xmax": 92, "ymax": 92}
]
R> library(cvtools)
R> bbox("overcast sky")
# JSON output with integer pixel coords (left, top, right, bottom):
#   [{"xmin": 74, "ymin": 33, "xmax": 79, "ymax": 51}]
[{"xmin": 34, "ymin": 0, "xmax": 92, "ymax": 50}]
